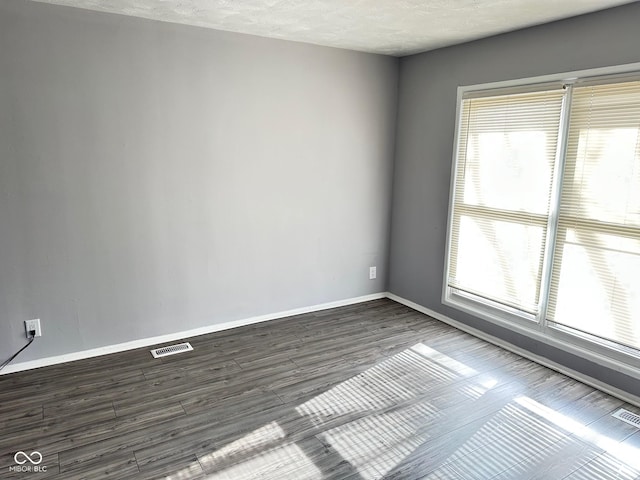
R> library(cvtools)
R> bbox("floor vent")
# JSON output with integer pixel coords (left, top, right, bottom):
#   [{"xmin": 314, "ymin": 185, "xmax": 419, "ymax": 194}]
[
  {"xmin": 612, "ymin": 408, "xmax": 640, "ymax": 428},
  {"xmin": 150, "ymin": 342, "xmax": 193, "ymax": 358}
]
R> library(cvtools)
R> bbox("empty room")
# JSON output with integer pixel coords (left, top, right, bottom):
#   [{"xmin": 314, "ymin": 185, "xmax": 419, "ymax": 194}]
[{"xmin": 1, "ymin": 0, "xmax": 640, "ymax": 478}]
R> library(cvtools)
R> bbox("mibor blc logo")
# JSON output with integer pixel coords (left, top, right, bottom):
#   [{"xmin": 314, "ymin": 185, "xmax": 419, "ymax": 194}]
[{"xmin": 9, "ymin": 451, "xmax": 47, "ymax": 473}]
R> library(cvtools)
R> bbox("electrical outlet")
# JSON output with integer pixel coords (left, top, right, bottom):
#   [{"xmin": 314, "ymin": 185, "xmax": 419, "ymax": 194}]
[
  {"xmin": 369, "ymin": 266, "xmax": 377, "ymax": 280},
  {"xmin": 24, "ymin": 319, "xmax": 42, "ymax": 338}
]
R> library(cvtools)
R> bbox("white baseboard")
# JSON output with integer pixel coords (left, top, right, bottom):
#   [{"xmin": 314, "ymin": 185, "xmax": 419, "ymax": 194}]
[
  {"xmin": 386, "ymin": 292, "xmax": 640, "ymax": 408},
  {"xmin": 5, "ymin": 290, "xmax": 639, "ymax": 409},
  {"xmin": 1, "ymin": 292, "xmax": 386, "ymax": 375}
]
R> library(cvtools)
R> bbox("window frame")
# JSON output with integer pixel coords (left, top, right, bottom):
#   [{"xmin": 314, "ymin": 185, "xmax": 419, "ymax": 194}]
[{"xmin": 442, "ymin": 62, "xmax": 640, "ymax": 378}]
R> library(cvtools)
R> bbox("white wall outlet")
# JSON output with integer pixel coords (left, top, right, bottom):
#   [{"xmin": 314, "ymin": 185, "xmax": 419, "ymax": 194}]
[
  {"xmin": 25, "ymin": 319, "xmax": 42, "ymax": 338},
  {"xmin": 369, "ymin": 266, "xmax": 377, "ymax": 280}
]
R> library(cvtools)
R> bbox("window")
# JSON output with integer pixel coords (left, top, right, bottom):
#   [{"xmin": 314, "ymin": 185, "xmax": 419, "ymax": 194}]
[
  {"xmin": 548, "ymin": 81, "xmax": 640, "ymax": 351},
  {"xmin": 445, "ymin": 71, "xmax": 640, "ymax": 363},
  {"xmin": 449, "ymin": 87, "xmax": 564, "ymax": 316}
]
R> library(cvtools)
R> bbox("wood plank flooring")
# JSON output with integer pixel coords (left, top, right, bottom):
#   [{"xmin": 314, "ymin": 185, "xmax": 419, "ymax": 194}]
[{"xmin": 1, "ymin": 298, "xmax": 639, "ymax": 479}]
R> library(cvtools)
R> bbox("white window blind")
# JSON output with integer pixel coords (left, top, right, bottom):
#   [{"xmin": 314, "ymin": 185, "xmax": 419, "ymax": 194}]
[
  {"xmin": 448, "ymin": 89, "xmax": 565, "ymax": 315},
  {"xmin": 548, "ymin": 80, "xmax": 640, "ymax": 350}
]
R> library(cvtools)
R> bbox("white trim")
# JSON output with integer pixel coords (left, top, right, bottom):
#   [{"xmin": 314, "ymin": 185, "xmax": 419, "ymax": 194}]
[
  {"xmin": 443, "ymin": 290, "xmax": 640, "ymax": 374},
  {"xmin": 441, "ymin": 83, "xmax": 464, "ymax": 309},
  {"xmin": 0, "ymin": 292, "xmax": 386, "ymax": 375},
  {"xmin": 387, "ymin": 293, "xmax": 640, "ymax": 408},
  {"xmin": 458, "ymin": 62, "xmax": 640, "ymax": 94},
  {"xmin": 536, "ymin": 83, "xmax": 573, "ymax": 326}
]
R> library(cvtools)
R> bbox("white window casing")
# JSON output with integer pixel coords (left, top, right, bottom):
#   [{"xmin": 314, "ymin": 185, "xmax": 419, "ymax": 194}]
[{"xmin": 443, "ymin": 63, "xmax": 640, "ymax": 378}]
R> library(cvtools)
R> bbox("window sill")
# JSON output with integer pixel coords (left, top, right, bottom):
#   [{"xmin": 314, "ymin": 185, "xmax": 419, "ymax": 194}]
[{"xmin": 443, "ymin": 289, "xmax": 640, "ymax": 381}]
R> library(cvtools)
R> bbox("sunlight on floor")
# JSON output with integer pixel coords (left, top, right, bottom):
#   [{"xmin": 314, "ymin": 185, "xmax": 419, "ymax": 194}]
[
  {"xmin": 426, "ymin": 400, "xmax": 570, "ymax": 478},
  {"xmin": 425, "ymin": 395, "xmax": 640, "ymax": 479},
  {"xmin": 564, "ymin": 451, "xmax": 640, "ymax": 480},
  {"xmin": 198, "ymin": 421, "xmax": 286, "ymax": 472},
  {"xmin": 202, "ymin": 442, "xmax": 323, "ymax": 480},
  {"xmin": 171, "ymin": 341, "xmax": 640, "ymax": 480},
  {"xmin": 193, "ymin": 342, "xmax": 499, "ymax": 479},
  {"xmin": 410, "ymin": 343, "xmax": 479, "ymax": 377},
  {"xmin": 295, "ymin": 342, "xmax": 483, "ymax": 426},
  {"xmin": 166, "ymin": 461, "xmax": 207, "ymax": 480},
  {"xmin": 515, "ymin": 396, "xmax": 640, "ymax": 471}
]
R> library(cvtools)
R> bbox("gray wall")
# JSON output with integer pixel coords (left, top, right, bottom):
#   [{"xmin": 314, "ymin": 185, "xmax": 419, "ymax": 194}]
[
  {"xmin": 389, "ymin": 2, "xmax": 640, "ymax": 396},
  {"xmin": 0, "ymin": 0, "xmax": 398, "ymax": 362}
]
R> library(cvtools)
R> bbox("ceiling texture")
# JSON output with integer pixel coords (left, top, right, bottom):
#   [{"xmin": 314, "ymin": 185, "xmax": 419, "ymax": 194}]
[{"xmin": 29, "ymin": 0, "xmax": 636, "ymax": 56}]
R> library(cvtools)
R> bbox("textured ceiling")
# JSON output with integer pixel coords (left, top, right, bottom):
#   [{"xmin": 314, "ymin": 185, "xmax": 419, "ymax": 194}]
[{"xmin": 29, "ymin": 0, "xmax": 636, "ymax": 56}]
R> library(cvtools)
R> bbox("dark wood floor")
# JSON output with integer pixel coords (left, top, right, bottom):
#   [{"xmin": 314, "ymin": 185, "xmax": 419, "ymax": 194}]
[{"xmin": 1, "ymin": 299, "xmax": 639, "ymax": 479}]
